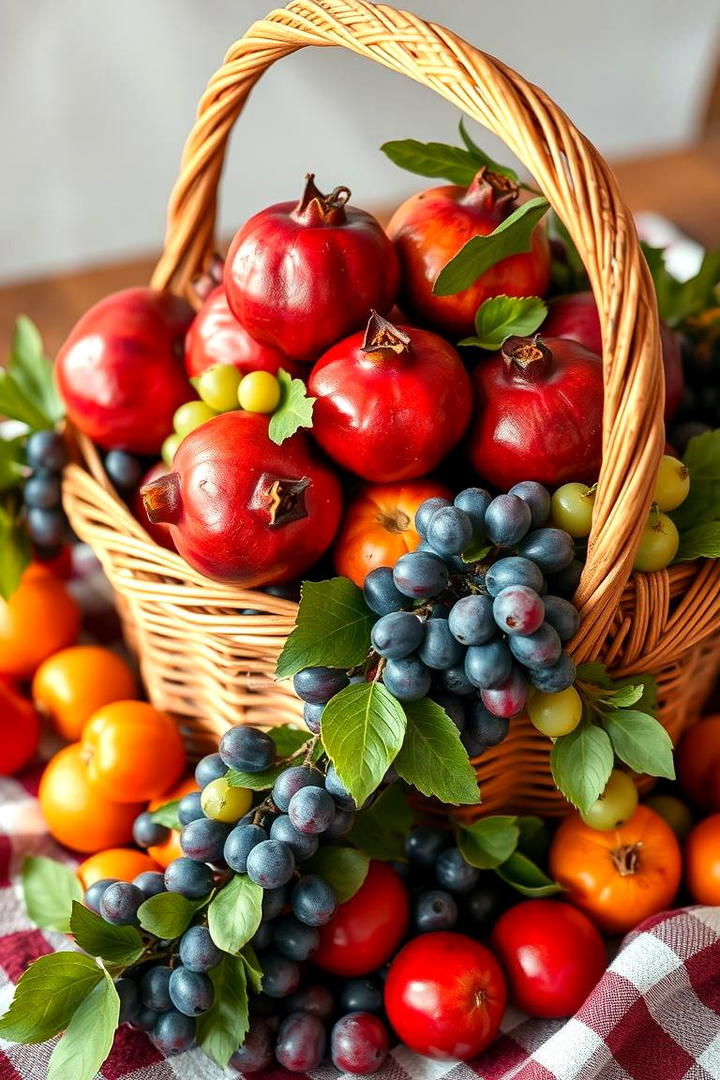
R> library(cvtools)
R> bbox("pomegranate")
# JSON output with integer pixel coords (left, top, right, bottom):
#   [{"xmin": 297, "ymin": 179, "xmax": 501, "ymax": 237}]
[
  {"xmin": 132, "ymin": 462, "xmax": 175, "ymax": 551},
  {"xmin": 387, "ymin": 168, "xmax": 551, "ymax": 339},
  {"xmin": 543, "ymin": 291, "xmax": 683, "ymax": 420},
  {"xmin": 184, "ymin": 285, "xmax": 303, "ymax": 380},
  {"xmin": 56, "ymin": 288, "xmax": 193, "ymax": 454},
  {"xmin": 467, "ymin": 335, "xmax": 604, "ymax": 489},
  {"xmin": 224, "ymin": 174, "xmax": 399, "ymax": 364},
  {"xmin": 141, "ymin": 412, "xmax": 342, "ymax": 586},
  {"xmin": 308, "ymin": 312, "xmax": 473, "ymax": 483}
]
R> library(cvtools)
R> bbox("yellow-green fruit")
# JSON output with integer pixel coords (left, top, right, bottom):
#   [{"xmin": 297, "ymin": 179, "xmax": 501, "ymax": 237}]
[
  {"xmin": 528, "ymin": 685, "xmax": 583, "ymax": 737},
  {"xmin": 173, "ymin": 400, "xmax": 217, "ymax": 438},
  {"xmin": 633, "ymin": 512, "xmax": 680, "ymax": 572},
  {"xmin": 161, "ymin": 433, "xmax": 182, "ymax": 467},
  {"xmin": 551, "ymin": 483, "xmax": 596, "ymax": 538},
  {"xmin": 644, "ymin": 794, "xmax": 693, "ymax": 841},
  {"xmin": 200, "ymin": 777, "xmax": 252, "ymax": 823},
  {"xmin": 238, "ymin": 371, "xmax": 282, "ymax": 414},
  {"xmin": 580, "ymin": 769, "xmax": 638, "ymax": 831},
  {"xmin": 653, "ymin": 455, "xmax": 690, "ymax": 512},
  {"xmin": 195, "ymin": 364, "xmax": 242, "ymax": 412}
]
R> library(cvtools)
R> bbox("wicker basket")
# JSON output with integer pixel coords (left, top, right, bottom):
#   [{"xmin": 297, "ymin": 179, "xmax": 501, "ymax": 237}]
[{"xmin": 62, "ymin": 0, "xmax": 720, "ymax": 814}]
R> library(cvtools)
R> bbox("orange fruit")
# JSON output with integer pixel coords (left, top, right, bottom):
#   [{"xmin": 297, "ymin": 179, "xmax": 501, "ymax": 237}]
[
  {"xmin": 77, "ymin": 848, "xmax": 161, "ymax": 889},
  {"xmin": 32, "ymin": 645, "xmax": 138, "ymax": 742},
  {"xmin": 677, "ymin": 714, "xmax": 720, "ymax": 810},
  {"xmin": 81, "ymin": 701, "xmax": 185, "ymax": 803},
  {"xmin": 39, "ymin": 743, "xmax": 144, "ymax": 853},
  {"xmin": 148, "ymin": 776, "xmax": 200, "ymax": 868},
  {"xmin": 0, "ymin": 565, "xmax": 81, "ymax": 680},
  {"xmin": 685, "ymin": 813, "xmax": 720, "ymax": 905}
]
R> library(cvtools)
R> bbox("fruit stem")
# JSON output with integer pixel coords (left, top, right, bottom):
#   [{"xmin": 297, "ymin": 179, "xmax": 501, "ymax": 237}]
[
  {"xmin": 462, "ymin": 166, "xmax": 519, "ymax": 211},
  {"xmin": 141, "ymin": 473, "xmax": 182, "ymax": 525},
  {"xmin": 293, "ymin": 173, "xmax": 350, "ymax": 226},
  {"xmin": 253, "ymin": 473, "xmax": 311, "ymax": 528},
  {"xmin": 502, "ymin": 335, "xmax": 552, "ymax": 381},
  {"xmin": 361, "ymin": 311, "xmax": 412, "ymax": 362},
  {"xmin": 611, "ymin": 841, "xmax": 642, "ymax": 877}
]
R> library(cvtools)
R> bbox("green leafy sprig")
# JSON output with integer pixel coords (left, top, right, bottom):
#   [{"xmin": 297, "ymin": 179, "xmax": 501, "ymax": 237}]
[{"xmin": 381, "ymin": 118, "xmax": 519, "ymax": 186}]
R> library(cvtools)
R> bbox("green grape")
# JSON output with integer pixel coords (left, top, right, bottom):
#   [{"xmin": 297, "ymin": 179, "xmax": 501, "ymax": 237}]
[
  {"xmin": 173, "ymin": 400, "xmax": 217, "ymax": 438},
  {"xmin": 633, "ymin": 511, "xmax": 679, "ymax": 572},
  {"xmin": 162, "ymin": 433, "xmax": 182, "ymax": 467},
  {"xmin": 527, "ymin": 685, "xmax": 582, "ymax": 737},
  {"xmin": 653, "ymin": 455, "xmax": 690, "ymax": 512},
  {"xmin": 200, "ymin": 777, "xmax": 252, "ymax": 823},
  {"xmin": 195, "ymin": 364, "xmax": 242, "ymax": 412},
  {"xmin": 580, "ymin": 769, "xmax": 638, "ymax": 831},
  {"xmin": 238, "ymin": 371, "xmax": 282, "ymax": 414},
  {"xmin": 551, "ymin": 483, "xmax": 595, "ymax": 538},
  {"xmin": 644, "ymin": 794, "xmax": 693, "ymax": 841}
]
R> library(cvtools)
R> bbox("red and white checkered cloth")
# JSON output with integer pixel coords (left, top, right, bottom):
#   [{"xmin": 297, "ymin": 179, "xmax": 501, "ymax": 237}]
[{"xmin": 0, "ymin": 772, "xmax": 719, "ymax": 1080}]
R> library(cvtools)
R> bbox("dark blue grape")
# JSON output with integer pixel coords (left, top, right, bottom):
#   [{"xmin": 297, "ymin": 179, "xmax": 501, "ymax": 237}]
[
  {"xmin": 261, "ymin": 950, "xmax": 301, "ymax": 998},
  {"xmin": 325, "ymin": 807, "xmax": 355, "ymax": 837},
  {"xmin": 340, "ymin": 976, "xmax": 384, "ymax": 1015},
  {"xmin": 481, "ymin": 666, "xmax": 529, "ymax": 718},
  {"xmin": 26, "ymin": 431, "xmax": 67, "ymax": 473},
  {"xmin": 164, "ymin": 857, "xmax": 213, "ymax": 899},
  {"xmin": 493, "ymin": 585, "xmax": 545, "ymax": 636},
  {"xmin": 426, "ymin": 505, "xmax": 473, "ymax": 556},
  {"xmin": 508, "ymin": 481, "xmax": 551, "ymax": 527},
  {"xmin": 219, "ymin": 725, "xmax": 275, "ymax": 772},
  {"xmin": 273, "ymin": 915, "xmax": 320, "ymax": 961},
  {"xmin": 291, "ymin": 875, "xmax": 337, "ymax": 927},
  {"xmin": 404, "ymin": 825, "xmax": 450, "ymax": 866},
  {"xmin": 230, "ymin": 1017, "xmax": 274, "ymax": 1072},
  {"xmin": 133, "ymin": 871, "xmax": 166, "ymax": 899},
  {"xmin": 447, "ymin": 594, "xmax": 495, "ymax": 645},
  {"xmin": 270, "ymin": 814, "xmax": 320, "ymax": 860},
  {"xmin": 179, "ymin": 925, "xmax": 223, "ymax": 973},
  {"xmin": 168, "ymin": 966, "xmax": 214, "ymax": 1016},
  {"xmin": 272, "ymin": 765, "xmax": 324, "ymax": 812},
  {"xmin": 528, "ymin": 651, "xmax": 576, "ymax": 692},
  {"xmin": 177, "ymin": 791, "xmax": 204, "ymax": 826},
  {"xmin": 382, "ymin": 655, "xmax": 432, "ymax": 701},
  {"xmin": 224, "ymin": 823, "xmax": 267, "ymax": 873},
  {"xmin": 392, "ymin": 551, "xmax": 448, "ymax": 599},
  {"xmin": 285, "ymin": 984, "xmax": 335, "ymax": 1021},
  {"xmin": 435, "ymin": 847, "xmax": 480, "ymax": 894},
  {"xmin": 465, "ymin": 640, "xmax": 513, "ymax": 689},
  {"xmin": 485, "ymin": 556, "xmax": 545, "ymax": 598},
  {"xmin": 153, "ymin": 1009, "xmax": 196, "ymax": 1055},
  {"xmin": 324, "ymin": 765, "xmax": 357, "ymax": 810},
  {"xmin": 484, "ymin": 494, "xmax": 532, "ymax": 547},
  {"xmin": 132, "ymin": 1005, "xmax": 159, "ymax": 1032},
  {"xmin": 430, "ymin": 691, "xmax": 466, "ymax": 731},
  {"xmin": 180, "ymin": 818, "xmax": 230, "ymax": 863},
  {"xmin": 466, "ymin": 701, "xmax": 510, "ymax": 747},
  {"xmin": 116, "ymin": 977, "xmax": 139, "ymax": 1024},
  {"xmin": 141, "ymin": 965, "xmax": 172, "ymax": 1011},
  {"xmin": 363, "ymin": 566, "xmax": 411, "ymax": 615},
  {"xmin": 542, "ymin": 595, "xmax": 580, "ymax": 642},
  {"xmin": 331, "ymin": 1012, "xmax": 390, "ymax": 1075},
  {"xmin": 26, "ymin": 507, "xmax": 65, "ymax": 548},
  {"xmin": 549, "ymin": 559, "xmax": 583, "ymax": 598},
  {"xmin": 371, "ymin": 610, "xmax": 423, "ymax": 660},
  {"xmin": 462, "ymin": 729, "xmax": 488, "ymax": 758},
  {"xmin": 275, "ymin": 1011, "xmax": 327, "ymax": 1072},
  {"xmin": 104, "ymin": 450, "xmax": 143, "ymax": 491},
  {"xmin": 132, "ymin": 811, "xmax": 168, "ymax": 849},
  {"xmin": 464, "ymin": 878, "xmax": 508, "ymax": 932},
  {"xmin": 440, "ymin": 663, "xmax": 476, "ymax": 696},
  {"xmin": 251, "ymin": 920, "xmax": 273, "ymax": 951},
  {"xmin": 508, "ymin": 623, "xmax": 562, "ymax": 667},
  {"xmin": 413, "ymin": 889, "xmax": 458, "ymax": 932},
  {"xmin": 99, "ymin": 882, "xmax": 144, "ymax": 926},
  {"xmin": 293, "ymin": 667, "xmax": 350, "ymax": 705},
  {"xmin": 24, "ymin": 474, "xmax": 61, "ymax": 510},
  {"xmin": 418, "ymin": 618, "xmax": 465, "ymax": 670},
  {"xmin": 428, "ymin": 602, "xmax": 451, "ymax": 620},
  {"xmin": 246, "ymin": 839, "xmax": 295, "ymax": 888},
  {"xmin": 288, "ymin": 786, "xmax": 335, "ymax": 835},
  {"xmin": 194, "ymin": 753, "xmax": 227, "ymax": 788},
  {"xmin": 84, "ymin": 877, "xmax": 115, "ymax": 914},
  {"xmin": 262, "ymin": 886, "xmax": 287, "ymax": 921},
  {"xmin": 518, "ymin": 528, "xmax": 575, "ymax": 573},
  {"xmin": 453, "ymin": 487, "xmax": 491, "ymax": 534},
  {"xmin": 303, "ymin": 702, "xmax": 324, "ymax": 733},
  {"xmin": 415, "ymin": 496, "xmax": 451, "ymax": 538}
]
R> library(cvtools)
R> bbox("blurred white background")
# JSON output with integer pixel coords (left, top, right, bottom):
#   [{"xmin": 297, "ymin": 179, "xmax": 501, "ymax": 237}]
[{"xmin": 0, "ymin": 0, "xmax": 718, "ymax": 283}]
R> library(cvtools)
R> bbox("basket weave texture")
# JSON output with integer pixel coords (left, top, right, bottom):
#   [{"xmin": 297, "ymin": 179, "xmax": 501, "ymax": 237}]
[{"xmin": 62, "ymin": 0, "xmax": 720, "ymax": 813}]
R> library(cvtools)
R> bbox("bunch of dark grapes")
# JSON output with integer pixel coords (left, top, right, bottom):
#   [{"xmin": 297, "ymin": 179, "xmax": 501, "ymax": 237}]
[
  {"xmin": 294, "ymin": 482, "xmax": 581, "ymax": 761},
  {"xmin": 669, "ymin": 322, "xmax": 720, "ymax": 452},
  {"xmin": 22, "ymin": 430, "xmax": 69, "ymax": 555}
]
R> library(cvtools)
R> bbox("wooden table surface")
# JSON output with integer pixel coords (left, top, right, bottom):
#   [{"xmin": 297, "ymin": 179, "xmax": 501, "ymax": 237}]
[{"xmin": 1, "ymin": 139, "xmax": 719, "ymax": 360}]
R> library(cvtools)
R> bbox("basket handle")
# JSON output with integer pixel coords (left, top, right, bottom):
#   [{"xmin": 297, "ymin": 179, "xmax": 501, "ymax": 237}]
[{"xmin": 150, "ymin": 0, "xmax": 665, "ymax": 662}]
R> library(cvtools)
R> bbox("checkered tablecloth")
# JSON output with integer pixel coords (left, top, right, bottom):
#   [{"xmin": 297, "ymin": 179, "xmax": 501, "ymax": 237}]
[{"xmin": 0, "ymin": 771, "xmax": 718, "ymax": 1080}]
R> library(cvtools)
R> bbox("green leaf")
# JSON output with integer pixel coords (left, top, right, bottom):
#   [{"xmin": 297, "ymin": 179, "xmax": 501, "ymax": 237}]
[
  {"xmin": 599, "ymin": 684, "xmax": 645, "ymax": 709},
  {"xmin": 576, "ymin": 661, "xmax": 612, "ymax": 687},
  {"xmin": 643, "ymin": 244, "xmax": 720, "ymax": 327},
  {"xmin": 276, "ymin": 577, "xmax": 375, "ymax": 680},
  {"xmin": 270, "ymin": 724, "xmax": 314, "ymax": 757},
  {"xmin": 347, "ymin": 782, "xmax": 414, "ymax": 861},
  {"xmin": 459, "ymin": 295, "xmax": 547, "ymax": 351},
  {"xmin": 675, "ymin": 521, "xmax": 720, "ymax": 561},
  {"xmin": 226, "ymin": 727, "xmax": 319, "ymax": 791},
  {"xmin": 0, "ymin": 500, "xmax": 31, "ymax": 600},
  {"xmin": 496, "ymin": 851, "xmax": 563, "ymax": 897},
  {"xmin": 461, "ymin": 538, "xmax": 492, "ymax": 564},
  {"xmin": 458, "ymin": 119, "xmax": 519, "ymax": 180},
  {"xmin": 48, "ymin": 968, "xmax": 118, "ymax": 1080},
  {"xmin": 150, "ymin": 798, "xmax": 182, "ymax": 829},
  {"xmin": 304, "ymin": 846, "xmax": 369, "ymax": 903},
  {"xmin": 0, "ymin": 370, "xmax": 54, "ymax": 431},
  {"xmin": 208, "ymin": 874, "xmax": 263, "ymax": 954},
  {"xmin": 515, "ymin": 815, "xmax": 550, "ymax": 863},
  {"xmin": 433, "ymin": 197, "xmax": 549, "ymax": 296},
  {"xmin": 267, "ymin": 369, "xmax": 315, "ymax": 445},
  {"xmin": 549, "ymin": 213, "xmax": 589, "ymax": 293},
  {"xmin": 240, "ymin": 944, "xmax": 263, "ymax": 994},
  {"xmin": 321, "ymin": 681, "xmax": 407, "ymax": 806},
  {"xmin": 395, "ymin": 698, "xmax": 480, "ymax": 805},
  {"xmin": 0, "ymin": 437, "xmax": 25, "ymax": 493},
  {"xmin": 600, "ymin": 709, "xmax": 675, "ymax": 779},
  {"xmin": 69, "ymin": 902, "xmax": 144, "ymax": 966},
  {"xmin": 138, "ymin": 891, "xmax": 208, "ymax": 939},
  {"xmin": 457, "ymin": 815, "xmax": 519, "ymax": 869},
  {"xmin": 196, "ymin": 954, "xmax": 249, "ymax": 1069},
  {"xmin": 672, "ymin": 430, "xmax": 720, "ymax": 531},
  {"xmin": 550, "ymin": 719, "xmax": 614, "ymax": 813},
  {"xmin": 22, "ymin": 856, "xmax": 83, "ymax": 934},
  {"xmin": 0, "ymin": 953, "xmax": 104, "ymax": 1043},
  {"xmin": 9, "ymin": 317, "xmax": 64, "ymax": 427},
  {"xmin": 381, "ymin": 138, "xmax": 483, "ymax": 186}
]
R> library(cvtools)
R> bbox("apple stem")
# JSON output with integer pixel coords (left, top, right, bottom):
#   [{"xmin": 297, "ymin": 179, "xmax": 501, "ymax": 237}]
[
  {"xmin": 462, "ymin": 166, "xmax": 519, "ymax": 212},
  {"xmin": 502, "ymin": 335, "xmax": 552, "ymax": 382},
  {"xmin": 361, "ymin": 311, "xmax": 412, "ymax": 362},
  {"xmin": 293, "ymin": 173, "xmax": 350, "ymax": 226}
]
